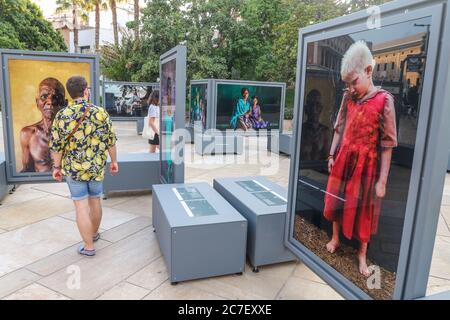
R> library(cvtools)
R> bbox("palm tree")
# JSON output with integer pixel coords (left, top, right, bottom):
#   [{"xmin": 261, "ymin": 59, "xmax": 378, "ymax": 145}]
[
  {"xmin": 56, "ymin": 0, "xmax": 90, "ymax": 53},
  {"xmin": 109, "ymin": 0, "xmax": 128, "ymax": 46},
  {"xmin": 134, "ymin": 0, "xmax": 139, "ymax": 43},
  {"xmin": 88, "ymin": 0, "xmax": 109, "ymax": 52}
]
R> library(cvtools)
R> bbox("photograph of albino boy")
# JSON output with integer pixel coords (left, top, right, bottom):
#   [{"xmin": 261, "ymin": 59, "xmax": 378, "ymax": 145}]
[{"xmin": 324, "ymin": 41, "xmax": 397, "ymax": 277}]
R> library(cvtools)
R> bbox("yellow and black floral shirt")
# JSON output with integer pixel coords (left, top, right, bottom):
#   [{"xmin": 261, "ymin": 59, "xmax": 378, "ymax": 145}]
[{"xmin": 49, "ymin": 99, "xmax": 117, "ymax": 181}]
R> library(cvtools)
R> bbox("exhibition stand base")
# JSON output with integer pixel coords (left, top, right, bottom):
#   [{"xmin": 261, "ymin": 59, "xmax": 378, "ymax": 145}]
[
  {"xmin": 103, "ymin": 153, "xmax": 160, "ymax": 197},
  {"xmin": 152, "ymin": 182, "xmax": 247, "ymax": 284},
  {"xmin": 213, "ymin": 176, "xmax": 296, "ymax": 272}
]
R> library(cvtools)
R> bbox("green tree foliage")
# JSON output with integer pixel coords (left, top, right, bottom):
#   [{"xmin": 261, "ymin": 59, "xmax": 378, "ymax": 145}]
[
  {"xmin": 0, "ymin": 0, "xmax": 67, "ymax": 51},
  {"xmin": 101, "ymin": 0, "xmax": 393, "ymax": 85}
]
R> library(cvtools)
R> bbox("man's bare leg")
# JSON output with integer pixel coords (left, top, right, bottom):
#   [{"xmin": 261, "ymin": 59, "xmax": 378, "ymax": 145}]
[
  {"xmin": 88, "ymin": 197, "xmax": 103, "ymax": 236},
  {"xmin": 74, "ymin": 199, "xmax": 94, "ymax": 250},
  {"xmin": 358, "ymin": 242, "xmax": 371, "ymax": 277},
  {"xmin": 149, "ymin": 144, "xmax": 157, "ymax": 153},
  {"xmin": 326, "ymin": 221, "xmax": 340, "ymax": 253}
]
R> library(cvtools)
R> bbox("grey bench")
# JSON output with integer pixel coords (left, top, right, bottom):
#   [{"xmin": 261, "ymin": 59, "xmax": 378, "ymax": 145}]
[
  {"xmin": 213, "ymin": 176, "xmax": 296, "ymax": 272},
  {"xmin": 136, "ymin": 118, "xmax": 144, "ymax": 135},
  {"xmin": 104, "ymin": 153, "xmax": 160, "ymax": 197},
  {"xmin": 267, "ymin": 132, "xmax": 292, "ymax": 156},
  {"xmin": 152, "ymin": 182, "xmax": 247, "ymax": 284},
  {"xmin": 194, "ymin": 130, "xmax": 244, "ymax": 155}
]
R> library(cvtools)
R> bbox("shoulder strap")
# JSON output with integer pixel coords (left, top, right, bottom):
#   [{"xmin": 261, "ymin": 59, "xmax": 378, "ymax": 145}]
[{"xmin": 66, "ymin": 106, "xmax": 91, "ymax": 143}]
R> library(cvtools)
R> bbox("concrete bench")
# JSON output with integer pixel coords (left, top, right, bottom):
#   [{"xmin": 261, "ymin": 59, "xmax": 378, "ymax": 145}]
[
  {"xmin": 104, "ymin": 153, "xmax": 160, "ymax": 197},
  {"xmin": 0, "ymin": 153, "xmax": 8, "ymax": 204},
  {"xmin": 152, "ymin": 182, "xmax": 247, "ymax": 284},
  {"xmin": 213, "ymin": 176, "xmax": 296, "ymax": 272},
  {"xmin": 194, "ymin": 130, "xmax": 244, "ymax": 155},
  {"xmin": 136, "ymin": 118, "xmax": 144, "ymax": 135},
  {"xmin": 267, "ymin": 132, "xmax": 292, "ymax": 156}
]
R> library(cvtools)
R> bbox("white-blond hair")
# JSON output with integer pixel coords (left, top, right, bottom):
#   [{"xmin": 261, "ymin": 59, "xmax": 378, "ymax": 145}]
[{"xmin": 340, "ymin": 40, "xmax": 375, "ymax": 79}]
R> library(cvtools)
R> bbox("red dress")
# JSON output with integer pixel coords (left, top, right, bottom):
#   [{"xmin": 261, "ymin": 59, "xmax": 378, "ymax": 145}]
[{"xmin": 323, "ymin": 90, "xmax": 396, "ymax": 243}]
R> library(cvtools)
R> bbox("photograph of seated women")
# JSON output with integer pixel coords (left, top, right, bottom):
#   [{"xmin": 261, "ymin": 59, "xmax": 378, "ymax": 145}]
[{"xmin": 230, "ymin": 88, "xmax": 270, "ymax": 131}]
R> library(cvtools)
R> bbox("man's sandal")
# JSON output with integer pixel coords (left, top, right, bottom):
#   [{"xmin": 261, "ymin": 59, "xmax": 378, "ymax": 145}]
[
  {"xmin": 78, "ymin": 245, "xmax": 96, "ymax": 257},
  {"xmin": 93, "ymin": 233, "xmax": 100, "ymax": 242}
]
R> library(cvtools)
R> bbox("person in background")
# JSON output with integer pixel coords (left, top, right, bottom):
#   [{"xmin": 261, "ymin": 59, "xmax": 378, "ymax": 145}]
[{"xmin": 147, "ymin": 90, "xmax": 160, "ymax": 153}]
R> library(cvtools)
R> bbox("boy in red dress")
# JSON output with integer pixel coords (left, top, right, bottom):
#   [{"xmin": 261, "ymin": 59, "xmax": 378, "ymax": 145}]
[{"xmin": 324, "ymin": 41, "xmax": 397, "ymax": 277}]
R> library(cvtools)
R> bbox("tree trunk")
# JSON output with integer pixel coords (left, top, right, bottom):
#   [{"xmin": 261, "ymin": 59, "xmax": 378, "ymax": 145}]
[
  {"xmin": 95, "ymin": 3, "xmax": 100, "ymax": 51},
  {"xmin": 134, "ymin": 0, "xmax": 139, "ymax": 43},
  {"xmin": 73, "ymin": 1, "xmax": 78, "ymax": 53},
  {"xmin": 110, "ymin": 0, "xmax": 119, "ymax": 46}
]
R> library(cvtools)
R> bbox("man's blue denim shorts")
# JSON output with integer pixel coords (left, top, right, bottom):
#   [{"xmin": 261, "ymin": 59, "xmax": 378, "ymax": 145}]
[{"xmin": 65, "ymin": 176, "xmax": 104, "ymax": 201}]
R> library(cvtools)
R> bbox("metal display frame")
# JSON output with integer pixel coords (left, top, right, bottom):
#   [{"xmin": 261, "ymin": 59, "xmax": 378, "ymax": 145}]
[
  {"xmin": 284, "ymin": 0, "xmax": 450, "ymax": 300},
  {"xmin": 0, "ymin": 49, "xmax": 100, "ymax": 183},
  {"xmin": 102, "ymin": 80, "xmax": 159, "ymax": 121},
  {"xmin": 159, "ymin": 45, "xmax": 186, "ymax": 184}
]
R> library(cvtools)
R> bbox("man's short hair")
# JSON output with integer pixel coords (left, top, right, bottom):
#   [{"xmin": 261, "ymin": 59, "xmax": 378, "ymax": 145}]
[{"xmin": 66, "ymin": 76, "xmax": 88, "ymax": 99}]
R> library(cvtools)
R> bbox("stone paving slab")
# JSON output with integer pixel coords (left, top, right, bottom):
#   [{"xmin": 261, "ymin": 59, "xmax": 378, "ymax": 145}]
[
  {"xmin": 0, "ymin": 195, "xmax": 74, "ymax": 231},
  {"xmin": 100, "ymin": 216, "xmax": 152, "ymax": 243},
  {"xmin": 27, "ymin": 239, "xmax": 112, "ymax": 277},
  {"xmin": 143, "ymin": 281, "xmax": 227, "ymax": 300},
  {"xmin": 127, "ymin": 256, "xmax": 169, "ymax": 291},
  {"xmin": 0, "ymin": 268, "xmax": 41, "ymax": 299},
  {"xmin": 110, "ymin": 195, "xmax": 152, "ymax": 217},
  {"xmin": 275, "ymin": 276, "xmax": 343, "ymax": 300},
  {"xmin": 0, "ymin": 216, "xmax": 82, "ymax": 277},
  {"xmin": 3, "ymin": 283, "xmax": 70, "ymax": 300},
  {"xmin": 59, "ymin": 207, "xmax": 138, "ymax": 231},
  {"xmin": 38, "ymin": 227, "xmax": 160, "ymax": 300},
  {"xmin": 97, "ymin": 282, "xmax": 150, "ymax": 300},
  {"xmin": 185, "ymin": 261, "xmax": 297, "ymax": 300}
]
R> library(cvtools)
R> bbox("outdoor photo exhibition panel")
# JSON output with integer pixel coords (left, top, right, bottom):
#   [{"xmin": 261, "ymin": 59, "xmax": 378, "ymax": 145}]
[
  {"xmin": 0, "ymin": 49, "xmax": 99, "ymax": 183},
  {"xmin": 102, "ymin": 81, "xmax": 159, "ymax": 120},
  {"xmin": 214, "ymin": 80, "xmax": 286, "ymax": 132},
  {"xmin": 285, "ymin": 0, "xmax": 450, "ymax": 300},
  {"xmin": 159, "ymin": 45, "xmax": 186, "ymax": 184},
  {"xmin": 188, "ymin": 80, "xmax": 213, "ymax": 131}
]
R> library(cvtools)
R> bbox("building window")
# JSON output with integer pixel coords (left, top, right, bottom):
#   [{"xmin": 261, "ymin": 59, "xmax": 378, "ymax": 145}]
[
  {"xmin": 79, "ymin": 46, "xmax": 91, "ymax": 53},
  {"xmin": 377, "ymin": 64, "xmax": 380, "ymax": 71},
  {"xmin": 391, "ymin": 62, "xmax": 395, "ymax": 69},
  {"xmin": 384, "ymin": 63, "xmax": 387, "ymax": 71}
]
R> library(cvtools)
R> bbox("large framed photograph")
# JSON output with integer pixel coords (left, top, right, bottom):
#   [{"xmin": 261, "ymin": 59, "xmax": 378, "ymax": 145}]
[
  {"xmin": 159, "ymin": 45, "xmax": 186, "ymax": 184},
  {"xmin": 102, "ymin": 81, "xmax": 159, "ymax": 120},
  {"xmin": 0, "ymin": 49, "xmax": 99, "ymax": 183},
  {"xmin": 214, "ymin": 80, "xmax": 285, "ymax": 132},
  {"xmin": 189, "ymin": 81, "xmax": 209, "ymax": 130},
  {"xmin": 285, "ymin": 0, "xmax": 450, "ymax": 300}
]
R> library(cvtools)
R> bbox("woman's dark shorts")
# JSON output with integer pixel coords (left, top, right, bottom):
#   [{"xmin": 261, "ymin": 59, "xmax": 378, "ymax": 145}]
[{"xmin": 148, "ymin": 133, "xmax": 159, "ymax": 145}]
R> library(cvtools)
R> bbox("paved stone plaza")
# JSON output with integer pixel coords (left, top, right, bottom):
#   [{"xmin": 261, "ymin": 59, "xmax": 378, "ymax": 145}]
[{"xmin": 0, "ymin": 120, "xmax": 449, "ymax": 300}]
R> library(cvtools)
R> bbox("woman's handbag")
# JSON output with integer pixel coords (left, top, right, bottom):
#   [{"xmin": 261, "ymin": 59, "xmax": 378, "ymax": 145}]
[{"xmin": 142, "ymin": 116, "xmax": 155, "ymax": 140}]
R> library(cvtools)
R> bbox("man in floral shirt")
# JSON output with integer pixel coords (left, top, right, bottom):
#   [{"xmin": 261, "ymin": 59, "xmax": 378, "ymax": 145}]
[{"xmin": 49, "ymin": 76, "xmax": 118, "ymax": 257}]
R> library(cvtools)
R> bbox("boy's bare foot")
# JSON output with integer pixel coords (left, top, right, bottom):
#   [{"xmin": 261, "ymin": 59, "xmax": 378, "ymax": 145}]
[
  {"xmin": 326, "ymin": 239, "xmax": 340, "ymax": 253},
  {"xmin": 358, "ymin": 254, "xmax": 372, "ymax": 277}
]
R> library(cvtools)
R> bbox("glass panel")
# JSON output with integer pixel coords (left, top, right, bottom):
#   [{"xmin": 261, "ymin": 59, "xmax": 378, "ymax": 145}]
[
  {"xmin": 160, "ymin": 58, "xmax": 177, "ymax": 184},
  {"xmin": 103, "ymin": 83, "xmax": 155, "ymax": 118},
  {"xmin": 174, "ymin": 187, "xmax": 219, "ymax": 217},
  {"xmin": 251, "ymin": 191, "xmax": 287, "ymax": 207},
  {"xmin": 189, "ymin": 83, "xmax": 208, "ymax": 130},
  {"xmin": 236, "ymin": 180, "xmax": 268, "ymax": 193},
  {"xmin": 215, "ymin": 83, "xmax": 282, "ymax": 131},
  {"xmin": 293, "ymin": 16, "xmax": 431, "ymax": 299}
]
